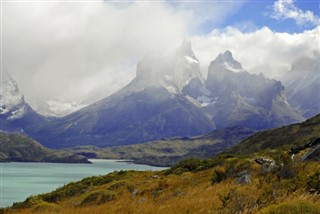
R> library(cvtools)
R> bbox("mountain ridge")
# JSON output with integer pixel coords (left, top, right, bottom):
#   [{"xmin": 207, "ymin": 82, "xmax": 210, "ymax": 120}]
[
  {"xmin": 0, "ymin": 72, "xmax": 48, "ymax": 133},
  {"xmin": 0, "ymin": 132, "xmax": 89, "ymax": 163}
]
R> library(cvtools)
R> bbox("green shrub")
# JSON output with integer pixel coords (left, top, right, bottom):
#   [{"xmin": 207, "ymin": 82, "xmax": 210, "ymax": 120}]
[
  {"xmin": 166, "ymin": 158, "xmax": 213, "ymax": 175},
  {"xmin": 108, "ymin": 180, "xmax": 135, "ymax": 193},
  {"xmin": 216, "ymin": 188, "xmax": 256, "ymax": 213},
  {"xmin": 212, "ymin": 169, "xmax": 227, "ymax": 184},
  {"xmin": 32, "ymin": 201, "xmax": 58, "ymax": 212},
  {"xmin": 258, "ymin": 200, "xmax": 320, "ymax": 214},
  {"xmin": 80, "ymin": 190, "xmax": 116, "ymax": 206},
  {"xmin": 306, "ymin": 171, "xmax": 320, "ymax": 194},
  {"xmin": 275, "ymin": 163, "xmax": 297, "ymax": 180}
]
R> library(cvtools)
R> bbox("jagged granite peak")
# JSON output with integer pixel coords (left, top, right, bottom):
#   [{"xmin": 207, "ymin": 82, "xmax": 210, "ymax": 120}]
[
  {"xmin": 31, "ymin": 41, "xmax": 215, "ymax": 148},
  {"xmin": 175, "ymin": 39, "xmax": 197, "ymax": 59},
  {"xmin": 210, "ymin": 50, "xmax": 243, "ymax": 71},
  {"xmin": 32, "ymin": 84, "xmax": 216, "ymax": 148},
  {"xmin": 0, "ymin": 72, "xmax": 47, "ymax": 132},
  {"xmin": 202, "ymin": 51, "xmax": 305, "ymax": 130},
  {"xmin": 135, "ymin": 40, "xmax": 203, "ymax": 92},
  {"xmin": 0, "ymin": 72, "xmax": 26, "ymax": 120}
]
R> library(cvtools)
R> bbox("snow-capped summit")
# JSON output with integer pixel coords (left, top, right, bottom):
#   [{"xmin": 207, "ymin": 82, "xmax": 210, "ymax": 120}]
[
  {"xmin": 0, "ymin": 72, "xmax": 26, "ymax": 120},
  {"xmin": 26, "ymin": 44, "xmax": 306, "ymax": 148},
  {"xmin": 203, "ymin": 51, "xmax": 304, "ymax": 129},
  {"xmin": 135, "ymin": 40, "xmax": 203, "ymax": 92},
  {"xmin": 211, "ymin": 50, "xmax": 243, "ymax": 72},
  {"xmin": 0, "ymin": 72, "xmax": 47, "ymax": 132},
  {"xmin": 206, "ymin": 51, "xmax": 245, "ymax": 92},
  {"xmin": 32, "ymin": 41, "xmax": 215, "ymax": 148},
  {"xmin": 175, "ymin": 39, "xmax": 197, "ymax": 59}
]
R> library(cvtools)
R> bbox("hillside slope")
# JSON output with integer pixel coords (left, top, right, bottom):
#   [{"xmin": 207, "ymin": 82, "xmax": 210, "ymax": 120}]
[
  {"xmin": 69, "ymin": 126, "xmax": 255, "ymax": 166},
  {"xmin": 32, "ymin": 41, "xmax": 215, "ymax": 148},
  {"xmin": 4, "ymin": 114, "xmax": 320, "ymax": 213},
  {"xmin": 4, "ymin": 152, "xmax": 320, "ymax": 213},
  {"xmin": 0, "ymin": 72, "xmax": 48, "ymax": 133},
  {"xmin": 0, "ymin": 132, "xmax": 89, "ymax": 163},
  {"xmin": 228, "ymin": 114, "xmax": 320, "ymax": 155}
]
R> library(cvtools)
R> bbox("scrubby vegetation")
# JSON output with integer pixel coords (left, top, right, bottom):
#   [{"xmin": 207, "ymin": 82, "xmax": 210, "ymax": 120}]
[
  {"xmin": 0, "ymin": 132, "xmax": 89, "ymax": 163},
  {"xmin": 2, "ymin": 150, "xmax": 319, "ymax": 214},
  {"xmin": 67, "ymin": 126, "xmax": 255, "ymax": 166},
  {"xmin": 229, "ymin": 114, "xmax": 320, "ymax": 155},
  {"xmin": 1, "ymin": 115, "xmax": 319, "ymax": 213}
]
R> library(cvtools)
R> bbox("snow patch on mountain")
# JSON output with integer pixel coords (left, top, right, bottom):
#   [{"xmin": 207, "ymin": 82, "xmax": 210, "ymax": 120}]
[
  {"xmin": 196, "ymin": 95, "xmax": 212, "ymax": 107},
  {"xmin": 44, "ymin": 100, "xmax": 88, "ymax": 117},
  {"xmin": 224, "ymin": 62, "xmax": 245, "ymax": 73},
  {"xmin": 185, "ymin": 56, "xmax": 199, "ymax": 64},
  {"xmin": 7, "ymin": 106, "xmax": 27, "ymax": 120},
  {"xmin": 0, "ymin": 72, "xmax": 26, "ymax": 119}
]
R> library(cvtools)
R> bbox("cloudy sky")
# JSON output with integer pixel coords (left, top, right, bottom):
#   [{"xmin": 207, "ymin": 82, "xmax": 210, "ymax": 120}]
[{"xmin": 1, "ymin": 0, "xmax": 319, "ymax": 116}]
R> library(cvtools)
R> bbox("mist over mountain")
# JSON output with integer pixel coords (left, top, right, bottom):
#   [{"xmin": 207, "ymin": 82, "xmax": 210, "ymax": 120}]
[
  {"xmin": 184, "ymin": 50, "xmax": 305, "ymax": 130},
  {"xmin": 284, "ymin": 54, "xmax": 320, "ymax": 118},
  {"xmin": 0, "ymin": 72, "xmax": 47, "ymax": 132},
  {"xmin": 1, "ymin": 41, "xmax": 312, "ymax": 149},
  {"xmin": 31, "ymin": 41, "xmax": 216, "ymax": 148}
]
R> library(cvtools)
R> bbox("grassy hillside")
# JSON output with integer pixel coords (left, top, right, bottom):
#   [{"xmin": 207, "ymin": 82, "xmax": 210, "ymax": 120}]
[
  {"xmin": 2, "ymin": 115, "xmax": 319, "ymax": 213},
  {"xmin": 3, "ymin": 152, "xmax": 319, "ymax": 213},
  {"xmin": 228, "ymin": 114, "xmax": 320, "ymax": 155},
  {"xmin": 0, "ymin": 132, "xmax": 89, "ymax": 163},
  {"xmin": 68, "ymin": 126, "xmax": 255, "ymax": 166}
]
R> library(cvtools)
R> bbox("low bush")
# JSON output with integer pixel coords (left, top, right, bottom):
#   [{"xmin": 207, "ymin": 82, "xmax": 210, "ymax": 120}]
[
  {"xmin": 258, "ymin": 200, "xmax": 320, "ymax": 214},
  {"xmin": 212, "ymin": 169, "xmax": 227, "ymax": 184},
  {"xmin": 306, "ymin": 171, "xmax": 320, "ymax": 194},
  {"xmin": 216, "ymin": 188, "xmax": 256, "ymax": 213},
  {"xmin": 80, "ymin": 190, "xmax": 116, "ymax": 206},
  {"xmin": 165, "ymin": 158, "xmax": 213, "ymax": 175}
]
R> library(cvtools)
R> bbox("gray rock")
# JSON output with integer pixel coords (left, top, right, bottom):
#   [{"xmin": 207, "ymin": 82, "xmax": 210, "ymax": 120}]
[
  {"xmin": 301, "ymin": 144, "xmax": 320, "ymax": 161},
  {"xmin": 203, "ymin": 50, "xmax": 304, "ymax": 130},
  {"xmin": 236, "ymin": 173, "xmax": 252, "ymax": 184},
  {"xmin": 253, "ymin": 157, "xmax": 278, "ymax": 173}
]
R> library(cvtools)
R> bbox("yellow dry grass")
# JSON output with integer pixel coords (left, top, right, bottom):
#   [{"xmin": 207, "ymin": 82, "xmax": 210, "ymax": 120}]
[{"xmin": 4, "ymin": 159, "xmax": 320, "ymax": 214}]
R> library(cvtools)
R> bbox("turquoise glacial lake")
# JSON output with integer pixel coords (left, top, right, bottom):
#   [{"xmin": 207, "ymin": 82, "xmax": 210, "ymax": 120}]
[{"xmin": 0, "ymin": 159, "xmax": 167, "ymax": 207}]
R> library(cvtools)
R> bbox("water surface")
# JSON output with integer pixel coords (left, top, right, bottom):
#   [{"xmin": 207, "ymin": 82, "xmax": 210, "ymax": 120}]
[{"xmin": 0, "ymin": 159, "xmax": 166, "ymax": 207}]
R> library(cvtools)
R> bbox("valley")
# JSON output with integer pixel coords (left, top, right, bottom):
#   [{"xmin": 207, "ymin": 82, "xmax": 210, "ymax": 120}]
[
  {"xmin": 1, "ymin": 22, "xmax": 319, "ymax": 214},
  {"xmin": 2, "ymin": 114, "xmax": 319, "ymax": 213}
]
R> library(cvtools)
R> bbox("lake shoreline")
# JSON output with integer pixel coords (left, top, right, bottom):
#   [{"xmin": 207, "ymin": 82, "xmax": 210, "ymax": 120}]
[{"xmin": 0, "ymin": 159, "xmax": 167, "ymax": 208}]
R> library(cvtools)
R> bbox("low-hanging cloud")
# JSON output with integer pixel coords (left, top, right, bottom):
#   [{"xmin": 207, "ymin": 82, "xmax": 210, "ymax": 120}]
[
  {"xmin": 191, "ymin": 26, "xmax": 319, "ymax": 80},
  {"xmin": 3, "ymin": 1, "xmax": 188, "ymax": 114},
  {"xmin": 2, "ymin": 1, "xmax": 319, "ymax": 117},
  {"xmin": 2, "ymin": 0, "xmax": 244, "ymax": 116}
]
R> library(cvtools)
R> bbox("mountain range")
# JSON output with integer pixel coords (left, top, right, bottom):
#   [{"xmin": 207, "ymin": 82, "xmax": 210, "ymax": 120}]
[
  {"xmin": 185, "ymin": 50, "xmax": 304, "ymax": 129},
  {"xmin": 1, "ymin": 41, "xmax": 315, "ymax": 148}
]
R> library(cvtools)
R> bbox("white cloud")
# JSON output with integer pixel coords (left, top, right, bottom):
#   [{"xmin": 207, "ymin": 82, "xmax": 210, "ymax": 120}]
[
  {"xmin": 3, "ymin": 1, "xmax": 188, "ymax": 115},
  {"xmin": 168, "ymin": 1, "xmax": 245, "ymax": 33},
  {"xmin": 191, "ymin": 26, "xmax": 319, "ymax": 80},
  {"xmin": 270, "ymin": 0, "xmax": 319, "ymax": 26},
  {"xmin": 3, "ymin": 1, "xmax": 317, "ymax": 117},
  {"xmin": 2, "ymin": 1, "xmax": 243, "ymax": 116}
]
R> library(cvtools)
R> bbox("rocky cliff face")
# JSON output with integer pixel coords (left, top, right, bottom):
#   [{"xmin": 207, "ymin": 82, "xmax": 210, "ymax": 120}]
[
  {"xmin": 32, "ymin": 41, "xmax": 215, "ymax": 148},
  {"xmin": 3, "ymin": 42, "xmax": 307, "ymax": 148},
  {"xmin": 0, "ymin": 72, "xmax": 47, "ymax": 132},
  {"xmin": 284, "ymin": 55, "xmax": 320, "ymax": 118},
  {"xmin": 185, "ymin": 51, "xmax": 304, "ymax": 129}
]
